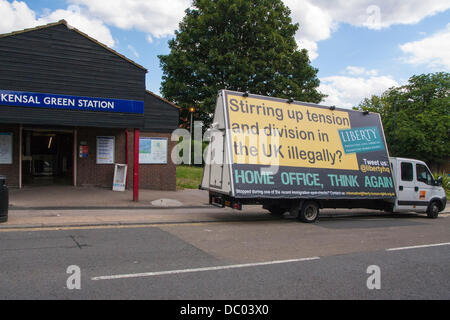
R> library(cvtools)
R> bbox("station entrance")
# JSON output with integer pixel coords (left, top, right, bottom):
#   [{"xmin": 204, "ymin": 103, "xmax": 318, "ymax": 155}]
[{"xmin": 22, "ymin": 129, "xmax": 74, "ymax": 186}]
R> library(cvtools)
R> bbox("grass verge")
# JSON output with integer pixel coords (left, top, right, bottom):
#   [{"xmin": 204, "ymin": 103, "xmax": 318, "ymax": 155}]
[{"xmin": 176, "ymin": 165, "xmax": 203, "ymax": 190}]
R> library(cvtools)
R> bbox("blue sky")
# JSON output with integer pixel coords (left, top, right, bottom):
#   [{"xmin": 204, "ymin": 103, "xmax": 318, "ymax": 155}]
[
  {"xmin": 1, "ymin": 0, "xmax": 449, "ymax": 108},
  {"xmin": 315, "ymin": 10, "xmax": 450, "ymax": 79}
]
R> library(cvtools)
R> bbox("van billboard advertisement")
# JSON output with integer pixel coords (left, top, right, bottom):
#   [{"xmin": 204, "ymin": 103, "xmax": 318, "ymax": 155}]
[{"xmin": 222, "ymin": 90, "xmax": 396, "ymax": 199}]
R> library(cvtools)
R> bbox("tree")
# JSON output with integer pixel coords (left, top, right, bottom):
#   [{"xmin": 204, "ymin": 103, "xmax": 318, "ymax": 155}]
[
  {"xmin": 159, "ymin": 0, "xmax": 325, "ymax": 128},
  {"xmin": 355, "ymin": 72, "xmax": 450, "ymax": 168}
]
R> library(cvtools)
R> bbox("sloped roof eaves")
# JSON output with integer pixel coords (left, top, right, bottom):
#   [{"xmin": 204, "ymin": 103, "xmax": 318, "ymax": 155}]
[
  {"xmin": 146, "ymin": 91, "xmax": 181, "ymax": 110},
  {"xmin": 0, "ymin": 20, "xmax": 148, "ymax": 72}
]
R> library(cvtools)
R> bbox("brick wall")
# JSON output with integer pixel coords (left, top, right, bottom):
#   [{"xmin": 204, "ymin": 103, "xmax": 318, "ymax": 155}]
[
  {"xmin": 0, "ymin": 125, "xmax": 176, "ymax": 190},
  {"xmin": 76, "ymin": 127, "xmax": 127, "ymax": 188},
  {"xmin": 0, "ymin": 124, "xmax": 20, "ymax": 187},
  {"xmin": 138, "ymin": 131, "xmax": 176, "ymax": 191},
  {"xmin": 78, "ymin": 127, "xmax": 176, "ymax": 190}
]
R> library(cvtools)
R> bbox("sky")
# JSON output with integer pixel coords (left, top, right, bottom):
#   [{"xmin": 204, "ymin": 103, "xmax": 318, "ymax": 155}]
[{"xmin": 1, "ymin": 0, "xmax": 449, "ymax": 109}]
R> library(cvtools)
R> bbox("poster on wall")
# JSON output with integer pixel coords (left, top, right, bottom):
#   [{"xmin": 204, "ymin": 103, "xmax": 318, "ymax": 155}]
[
  {"xmin": 0, "ymin": 133, "xmax": 13, "ymax": 164},
  {"xmin": 139, "ymin": 137, "xmax": 168, "ymax": 164},
  {"xmin": 96, "ymin": 136, "xmax": 115, "ymax": 164}
]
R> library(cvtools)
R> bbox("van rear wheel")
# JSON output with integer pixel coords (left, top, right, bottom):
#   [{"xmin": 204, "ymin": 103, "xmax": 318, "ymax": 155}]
[{"xmin": 298, "ymin": 201, "xmax": 319, "ymax": 223}]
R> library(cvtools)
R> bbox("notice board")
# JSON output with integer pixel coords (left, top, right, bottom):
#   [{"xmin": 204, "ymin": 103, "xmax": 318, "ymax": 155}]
[
  {"xmin": 139, "ymin": 137, "xmax": 168, "ymax": 164},
  {"xmin": 96, "ymin": 136, "xmax": 115, "ymax": 164}
]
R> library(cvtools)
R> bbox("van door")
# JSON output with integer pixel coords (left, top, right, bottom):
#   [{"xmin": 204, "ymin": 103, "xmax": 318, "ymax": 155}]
[
  {"xmin": 415, "ymin": 163, "xmax": 434, "ymax": 212},
  {"xmin": 395, "ymin": 160, "xmax": 420, "ymax": 212},
  {"xmin": 208, "ymin": 130, "xmax": 225, "ymax": 189}
]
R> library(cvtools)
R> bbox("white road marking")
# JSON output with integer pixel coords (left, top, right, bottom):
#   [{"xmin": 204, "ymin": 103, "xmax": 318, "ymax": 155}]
[
  {"xmin": 386, "ymin": 242, "xmax": 450, "ymax": 251},
  {"xmin": 91, "ymin": 257, "xmax": 320, "ymax": 281}
]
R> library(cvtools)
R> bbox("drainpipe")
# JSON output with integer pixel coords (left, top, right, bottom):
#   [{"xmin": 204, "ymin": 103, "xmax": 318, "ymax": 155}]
[
  {"xmin": 73, "ymin": 129, "xmax": 77, "ymax": 187},
  {"xmin": 125, "ymin": 129, "xmax": 129, "ymax": 189},
  {"xmin": 19, "ymin": 124, "xmax": 22, "ymax": 189}
]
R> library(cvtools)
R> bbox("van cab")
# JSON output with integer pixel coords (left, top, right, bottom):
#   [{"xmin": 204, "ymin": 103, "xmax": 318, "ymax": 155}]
[{"xmin": 390, "ymin": 157, "xmax": 446, "ymax": 217}]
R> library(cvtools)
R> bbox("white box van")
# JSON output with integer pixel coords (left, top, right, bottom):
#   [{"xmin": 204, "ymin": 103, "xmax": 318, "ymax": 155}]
[
  {"xmin": 201, "ymin": 90, "xmax": 447, "ymax": 222},
  {"xmin": 390, "ymin": 157, "xmax": 446, "ymax": 217}
]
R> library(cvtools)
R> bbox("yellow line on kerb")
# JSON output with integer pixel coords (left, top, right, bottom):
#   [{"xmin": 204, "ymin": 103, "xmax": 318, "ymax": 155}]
[
  {"xmin": 0, "ymin": 223, "xmax": 210, "ymax": 232},
  {"xmin": 0, "ymin": 219, "xmax": 279, "ymax": 232}
]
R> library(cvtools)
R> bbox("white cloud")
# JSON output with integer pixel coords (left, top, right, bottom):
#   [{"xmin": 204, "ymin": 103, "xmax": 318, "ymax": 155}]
[
  {"xmin": 345, "ymin": 66, "xmax": 378, "ymax": 76},
  {"xmin": 284, "ymin": 0, "xmax": 450, "ymax": 59},
  {"xmin": 70, "ymin": 0, "xmax": 190, "ymax": 40},
  {"xmin": 320, "ymin": 74, "xmax": 399, "ymax": 109},
  {"xmin": 0, "ymin": 0, "xmax": 37, "ymax": 33},
  {"xmin": 37, "ymin": 5, "xmax": 115, "ymax": 47},
  {"xmin": 284, "ymin": 0, "xmax": 335, "ymax": 59},
  {"xmin": 0, "ymin": 1, "xmax": 115, "ymax": 47},
  {"xmin": 307, "ymin": 0, "xmax": 450, "ymax": 29},
  {"xmin": 399, "ymin": 23, "xmax": 450, "ymax": 71}
]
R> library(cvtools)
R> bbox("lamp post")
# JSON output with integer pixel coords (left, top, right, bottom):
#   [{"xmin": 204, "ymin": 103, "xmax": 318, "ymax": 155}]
[{"xmin": 188, "ymin": 107, "xmax": 195, "ymax": 166}]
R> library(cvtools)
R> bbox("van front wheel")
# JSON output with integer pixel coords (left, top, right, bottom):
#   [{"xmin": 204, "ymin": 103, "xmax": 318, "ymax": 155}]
[
  {"xmin": 298, "ymin": 201, "xmax": 320, "ymax": 223},
  {"xmin": 427, "ymin": 201, "xmax": 440, "ymax": 219}
]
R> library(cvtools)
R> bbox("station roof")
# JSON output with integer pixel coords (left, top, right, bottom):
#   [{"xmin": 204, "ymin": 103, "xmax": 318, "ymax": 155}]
[
  {"xmin": 0, "ymin": 20, "xmax": 148, "ymax": 72},
  {"xmin": 146, "ymin": 91, "xmax": 181, "ymax": 110}
]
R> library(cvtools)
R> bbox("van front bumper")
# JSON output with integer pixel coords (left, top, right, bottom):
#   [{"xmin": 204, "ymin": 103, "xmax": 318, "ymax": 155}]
[{"xmin": 440, "ymin": 196, "xmax": 447, "ymax": 212}]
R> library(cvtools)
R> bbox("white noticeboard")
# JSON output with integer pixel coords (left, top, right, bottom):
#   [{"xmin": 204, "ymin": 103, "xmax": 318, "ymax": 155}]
[
  {"xmin": 139, "ymin": 137, "xmax": 168, "ymax": 164},
  {"xmin": 113, "ymin": 164, "xmax": 127, "ymax": 191},
  {"xmin": 0, "ymin": 133, "xmax": 13, "ymax": 164},
  {"xmin": 96, "ymin": 136, "xmax": 115, "ymax": 164}
]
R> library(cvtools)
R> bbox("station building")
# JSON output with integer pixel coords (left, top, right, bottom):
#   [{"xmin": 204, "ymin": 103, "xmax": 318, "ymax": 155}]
[{"xmin": 0, "ymin": 20, "xmax": 180, "ymax": 195}]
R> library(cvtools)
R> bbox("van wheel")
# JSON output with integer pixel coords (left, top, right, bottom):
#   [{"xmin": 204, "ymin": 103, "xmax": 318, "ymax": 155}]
[
  {"xmin": 427, "ymin": 201, "xmax": 440, "ymax": 219},
  {"xmin": 265, "ymin": 205, "xmax": 286, "ymax": 216},
  {"xmin": 298, "ymin": 201, "xmax": 319, "ymax": 223}
]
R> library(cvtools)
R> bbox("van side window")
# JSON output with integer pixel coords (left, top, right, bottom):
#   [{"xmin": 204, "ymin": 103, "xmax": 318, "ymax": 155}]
[
  {"xmin": 416, "ymin": 164, "xmax": 433, "ymax": 185},
  {"xmin": 401, "ymin": 162, "xmax": 413, "ymax": 181}
]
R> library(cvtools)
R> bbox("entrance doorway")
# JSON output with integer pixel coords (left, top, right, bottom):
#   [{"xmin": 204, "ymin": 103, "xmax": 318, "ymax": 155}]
[{"xmin": 22, "ymin": 129, "xmax": 74, "ymax": 185}]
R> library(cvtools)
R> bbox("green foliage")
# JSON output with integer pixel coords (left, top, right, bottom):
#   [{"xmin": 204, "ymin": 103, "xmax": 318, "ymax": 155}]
[
  {"xmin": 355, "ymin": 72, "xmax": 450, "ymax": 167},
  {"xmin": 159, "ymin": 0, "xmax": 325, "ymax": 127}
]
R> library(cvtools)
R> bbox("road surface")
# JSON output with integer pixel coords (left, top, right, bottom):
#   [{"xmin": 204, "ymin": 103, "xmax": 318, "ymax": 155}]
[{"xmin": 0, "ymin": 212, "xmax": 449, "ymax": 300}]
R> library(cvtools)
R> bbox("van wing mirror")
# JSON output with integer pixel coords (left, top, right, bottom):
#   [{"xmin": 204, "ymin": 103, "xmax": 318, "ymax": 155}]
[{"xmin": 436, "ymin": 176, "xmax": 443, "ymax": 186}]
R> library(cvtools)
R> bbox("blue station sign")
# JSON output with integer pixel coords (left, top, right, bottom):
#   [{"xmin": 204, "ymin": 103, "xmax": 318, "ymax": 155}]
[{"xmin": 0, "ymin": 90, "xmax": 144, "ymax": 114}]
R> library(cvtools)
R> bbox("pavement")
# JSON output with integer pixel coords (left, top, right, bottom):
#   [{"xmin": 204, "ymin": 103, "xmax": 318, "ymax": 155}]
[
  {"xmin": 1, "ymin": 185, "xmax": 449, "ymax": 229},
  {"xmin": 8, "ymin": 185, "xmax": 209, "ymax": 209},
  {"xmin": 2, "ymin": 186, "xmax": 272, "ymax": 228}
]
